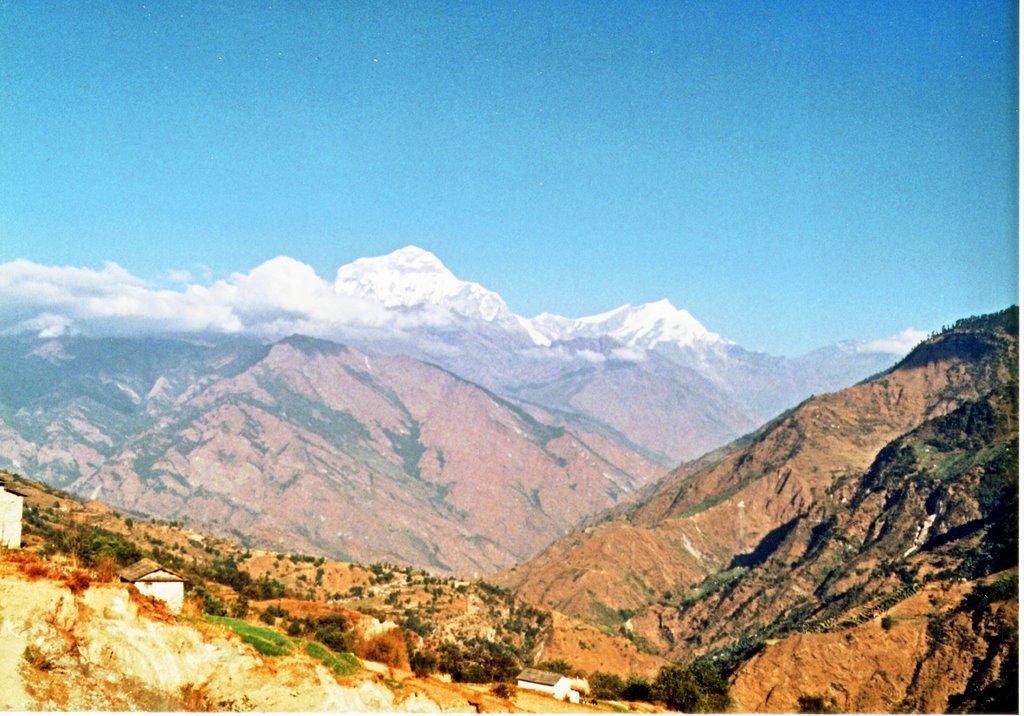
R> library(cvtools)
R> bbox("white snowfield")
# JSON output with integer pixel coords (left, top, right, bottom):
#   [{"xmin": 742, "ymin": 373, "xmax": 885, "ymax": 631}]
[{"xmin": 333, "ymin": 245, "xmax": 727, "ymax": 351}]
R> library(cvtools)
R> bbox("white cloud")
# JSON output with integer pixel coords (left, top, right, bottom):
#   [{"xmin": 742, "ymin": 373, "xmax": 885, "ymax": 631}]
[
  {"xmin": 576, "ymin": 349, "xmax": 606, "ymax": 364},
  {"xmin": 0, "ymin": 257, "xmax": 413, "ymax": 340},
  {"xmin": 858, "ymin": 327, "xmax": 928, "ymax": 355},
  {"xmin": 610, "ymin": 346, "xmax": 647, "ymax": 363}
]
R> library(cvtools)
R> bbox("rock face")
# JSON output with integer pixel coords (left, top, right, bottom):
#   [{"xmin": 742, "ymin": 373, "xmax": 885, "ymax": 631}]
[
  {"xmin": 498, "ymin": 308, "xmax": 1018, "ymax": 692},
  {"xmin": 729, "ymin": 576, "xmax": 1018, "ymax": 713},
  {"xmin": 0, "ymin": 573, "xmax": 438, "ymax": 712},
  {"xmin": 2, "ymin": 334, "xmax": 661, "ymax": 575}
]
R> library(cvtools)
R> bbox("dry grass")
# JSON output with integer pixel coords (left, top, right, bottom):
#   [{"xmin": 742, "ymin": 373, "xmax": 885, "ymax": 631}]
[
  {"xmin": 357, "ymin": 628, "xmax": 409, "ymax": 669},
  {"xmin": 125, "ymin": 584, "xmax": 175, "ymax": 621},
  {"xmin": 16, "ymin": 553, "xmax": 56, "ymax": 580},
  {"xmin": 178, "ymin": 682, "xmax": 214, "ymax": 712},
  {"xmin": 64, "ymin": 569, "xmax": 91, "ymax": 594},
  {"xmin": 93, "ymin": 556, "xmax": 119, "ymax": 582},
  {"xmin": 180, "ymin": 594, "xmax": 204, "ymax": 618}
]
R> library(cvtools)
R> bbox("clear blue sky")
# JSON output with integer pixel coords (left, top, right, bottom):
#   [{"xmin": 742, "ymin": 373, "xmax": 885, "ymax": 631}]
[{"xmin": 0, "ymin": 0, "xmax": 1017, "ymax": 354}]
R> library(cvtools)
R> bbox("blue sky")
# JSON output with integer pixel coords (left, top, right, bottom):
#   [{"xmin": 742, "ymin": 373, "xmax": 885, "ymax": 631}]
[{"xmin": 0, "ymin": 0, "xmax": 1017, "ymax": 354}]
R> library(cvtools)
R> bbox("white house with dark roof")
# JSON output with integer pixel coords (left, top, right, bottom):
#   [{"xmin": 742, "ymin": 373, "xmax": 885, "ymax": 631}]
[
  {"xmin": 120, "ymin": 558, "xmax": 185, "ymax": 613},
  {"xmin": 516, "ymin": 668, "xmax": 581, "ymax": 703},
  {"xmin": 0, "ymin": 476, "xmax": 26, "ymax": 549}
]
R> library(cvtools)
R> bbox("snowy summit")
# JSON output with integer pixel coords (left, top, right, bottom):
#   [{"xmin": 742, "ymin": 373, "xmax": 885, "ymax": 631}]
[
  {"xmin": 334, "ymin": 246, "xmax": 513, "ymax": 324},
  {"xmin": 524, "ymin": 299, "xmax": 728, "ymax": 350}
]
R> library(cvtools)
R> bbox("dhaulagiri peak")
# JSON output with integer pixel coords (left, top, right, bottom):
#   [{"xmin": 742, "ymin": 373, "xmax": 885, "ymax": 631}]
[{"xmin": 333, "ymin": 245, "xmax": 724, "ymax": 348}]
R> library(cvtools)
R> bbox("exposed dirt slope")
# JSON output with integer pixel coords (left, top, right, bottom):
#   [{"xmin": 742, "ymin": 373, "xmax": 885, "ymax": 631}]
[
  {"xmin": 729, "ymin": 574, "xmax": 1018, "ymax": 713},
  {"xmin": 498, "ymin": 314, "xmax": 1018, "ymax": 630},
  {"xmin": 0, "ymin": 569, "xmax": 441, "ymax": 711}
]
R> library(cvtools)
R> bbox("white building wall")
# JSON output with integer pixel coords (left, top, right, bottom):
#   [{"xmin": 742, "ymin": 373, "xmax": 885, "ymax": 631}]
[
  {"xmin": 0, "ymin": 488, "xmax": 23, "ymax": 549},
  {"xmin": 517, "ymin": 680, "xmax": 558, "ymax": 696},
  {"xmin": 517, "ymin": 677, "xmax": 579, "ymax": 702},
  {"xmin": 136, "ymin": 580, "xmax": 185, "ymax": 613}
]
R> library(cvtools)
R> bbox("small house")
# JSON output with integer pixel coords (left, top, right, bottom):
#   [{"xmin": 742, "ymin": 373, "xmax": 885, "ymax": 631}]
[
  {"xmin": 120, "ymin": 558, "xmax": 185, "ymax": 613},
  {"xmin": 0, "ymin": 476, "xmax": 26, "ymax": 549},
  {"xmin": 516, "ymin": 668, "xmax": 581, "ymax": 704}
]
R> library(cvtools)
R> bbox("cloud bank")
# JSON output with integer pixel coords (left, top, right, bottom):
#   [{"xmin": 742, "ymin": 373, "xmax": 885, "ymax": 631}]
[
  {"xmin": 0, "ymin": 257, "xmax": 415, "ymax": 341},
  {"xmin": 0, "ymin": 257, "xmax": 929, "ymax": 360},
  {"xmin": 858, "ymin": 327, "xmax": 929, "ymax": 355}
]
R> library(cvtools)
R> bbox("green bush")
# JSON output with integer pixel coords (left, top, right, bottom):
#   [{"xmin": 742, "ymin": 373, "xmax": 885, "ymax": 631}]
[
  {"xmin": 589, "ymin": 672, "xmax": 626, "ymax": 699},
  {"xmin": 189, "ymin": 586, "xmax": 227, "ymax": 617},
  {"xmin": 411, "ymin": 650, "xmax": 438, "ymax": 677},
  {"xmin": 535, "ymin": 659, "xmax": 573, "ymax": 676},
  {"xmin": 653, "ymin": 661, "xmax": 730, "ymax": 713},
  {"xmin": 621, "ymin": 676, "xmax": 652, "ymax": 702}
]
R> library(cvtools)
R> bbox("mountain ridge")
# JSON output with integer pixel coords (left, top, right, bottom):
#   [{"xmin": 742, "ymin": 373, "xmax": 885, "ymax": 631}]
[{"xmin": 496, "ymin": 308, "xmax": 1018, "ymax": 643}]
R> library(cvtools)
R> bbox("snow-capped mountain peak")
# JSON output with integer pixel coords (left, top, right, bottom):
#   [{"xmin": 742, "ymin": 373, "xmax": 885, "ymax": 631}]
[
  {"xmin": 525, "ymin": 300, "xmax": 727, "ymax": 350},
  {"xmin": 334, "ymin": 246, "xmax": 512, "ymax": 323},
  {"xmin": 333, "ymin": 247, "xmax": 728, "ymax": 352}
]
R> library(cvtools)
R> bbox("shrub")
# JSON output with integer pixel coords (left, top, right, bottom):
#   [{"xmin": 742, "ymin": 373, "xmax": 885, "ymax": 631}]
[
  {"xmin": 881, "ymin": 615, "xmax": 894, "ymax": 631},
  {"xmin": 189, "ymin": 586, "xmax": 227, "ymax": 617},
  {"xmin": 230, "ymin": 595, "xmax": 250, "ymax": 619},
  {"xmin": 621, "ymin": 675, "xmax": 652, "ymax": 702},
  {"xmin": 314, "ymin": 615, "xmax": 355, "ymax": 654},
  {"xmin": 19, "ymin": 559, "xmax": 52, "ymax": 580},
  {"xmin": 590, "ymin": 672, "xmax": 626, "ymax": 700},
  {"xmin": 653, "ymin": 662, "xmax": 730, "ymax": 712},
  {"xmin": 359, "ymin": 629, "xmax": 409, "ymax": 669},
  {"xmin": 410, "ymin": 650, "xmax": 438, "ymax": 677},
  {"xmin": 65, "ymin": 569, "xmax": 91, "ymax": 595},
  {"xmin": 535, "ymin": 659, "xmax": 573, "ymax": 676},
  {"xmin": 798, "ymin": 694, "xmax": 836, "ymax": 713},
  {"xmin": 491, "ymin": 683, "xmax": 516, "ymax": 699},
  {"xmin": 94, "ymin": 555, "xmax": 119, "ymax": 582},
  {"xmin": 259, "ymin": 604, "xmax": 289, "ymax": 625}
]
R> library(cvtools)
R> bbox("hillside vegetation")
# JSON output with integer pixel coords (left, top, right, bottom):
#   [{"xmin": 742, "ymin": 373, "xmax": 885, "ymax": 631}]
[{"xmin": 1, "ymin": 469, "xmax": 677, "ymax": 712}]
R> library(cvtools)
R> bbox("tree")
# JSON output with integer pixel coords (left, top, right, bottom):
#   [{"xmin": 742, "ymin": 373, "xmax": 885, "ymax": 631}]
[
  {"xmin": 653, "ymin": 662, "xmax": 730, "ymax": 713},
  {"xmin": 230, "ymin": 594, "xmax": 250, "ymax": 619},
  {"xmin": 621, "ymin": 676, "xmax": 652, "ymax": 702},
  {"xmin": 410, "ymin": 650, "xmax": 438, "ymax": 677},
  {"xmin": 535, "ymin": 659, "xmax": 573, "ymax": 676},
  {"xmin": 589, "ymin": 672, "xmax": 626, "ymax": 700}
]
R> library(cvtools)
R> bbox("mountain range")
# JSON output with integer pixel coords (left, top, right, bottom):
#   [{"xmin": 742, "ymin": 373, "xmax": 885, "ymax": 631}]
[
  {"xmin": 0, "ymin": 247, "xmax": 919, "ymax": 573},
  {"xmin": 496, "ymin": 307, "xmax": 1018, "ymax": 711}
]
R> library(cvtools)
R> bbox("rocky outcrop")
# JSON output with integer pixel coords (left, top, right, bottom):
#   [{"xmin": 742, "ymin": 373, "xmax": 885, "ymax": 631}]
[{"xmin": 0, "ymin": 572, "xmax": 444, "ymax": 711}]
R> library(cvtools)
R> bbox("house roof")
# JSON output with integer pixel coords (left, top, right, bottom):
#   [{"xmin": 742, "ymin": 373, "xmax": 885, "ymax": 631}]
[
  {"xmin": 119, "ymin": 558, "xmax": 183, "ymax": 583},
  {"xmin": 0, "ymin": 476, "xmax": 27, "ymax": 497},
  {"xmin": 516, "ymin": 668, "xmax": 565, "ymax": 686}
]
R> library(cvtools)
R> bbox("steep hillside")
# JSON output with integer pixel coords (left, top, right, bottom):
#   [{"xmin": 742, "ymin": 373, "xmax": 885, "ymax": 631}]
[
  {"xmin": 729, "ymin": 573, "xmax": 1017, "ymax": 713},
  {"xmin": 4, "ymin": 469, "xmax": 665, "ymax": 694},
  {"xmin": 497, "ymin": 308, "xmax": 1018, "ymax": 663},
  {"xmin": 2, "ymin": 336, "xmax": 661, "ymax": 574},
  {"xmin": 0, "ymin": 564, "xmax": 436, "ymax": 712}
]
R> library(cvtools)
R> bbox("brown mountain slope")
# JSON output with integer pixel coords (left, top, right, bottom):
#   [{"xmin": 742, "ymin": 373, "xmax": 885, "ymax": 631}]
[
  {"xmin": 496, "ymin": 310, "xmax": 1018, "ymax": 628},
  {"xmin": 728, "ymin": 572, "xmax": 1018, "ymax": 713},
  {"xmin": 66, "ymin": 336, "xmax": 662, "ymax": 575}
]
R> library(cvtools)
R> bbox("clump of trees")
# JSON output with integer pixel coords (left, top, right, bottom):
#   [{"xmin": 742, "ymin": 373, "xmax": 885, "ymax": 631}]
[
  {"xmin": 436, "ymin": 638, "xmax": 521, "ymax": 683},
  {"xmin": 588, "ymin": 662, "xmax": 730, "ymax": 712},
  {"xmin": 653, "ymin": 661, "xmax": 731, "ymax": 712}
]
